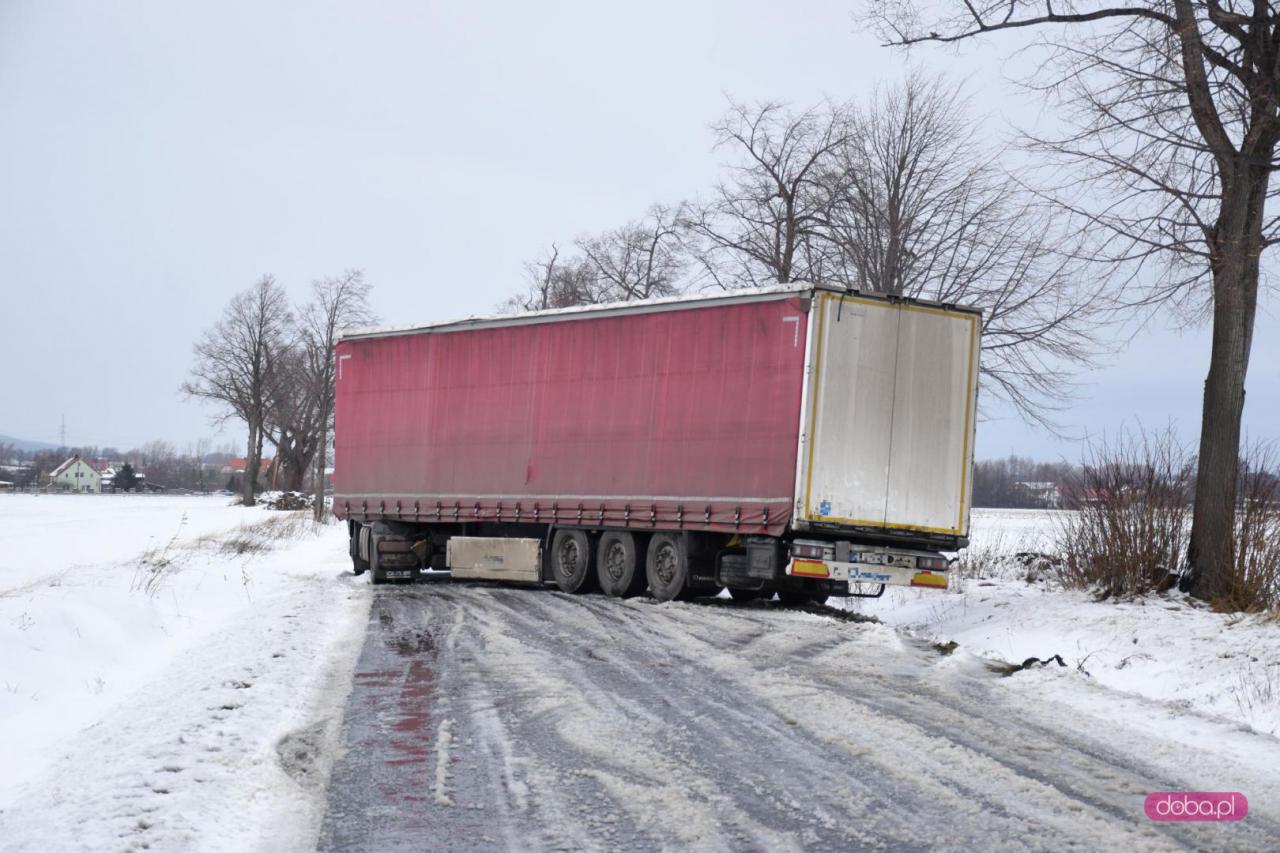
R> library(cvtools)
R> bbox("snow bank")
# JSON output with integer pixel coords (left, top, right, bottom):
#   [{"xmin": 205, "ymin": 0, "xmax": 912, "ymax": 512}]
[
  {"xmin": 255, "ymin": 490, "xmax": 317, "ymax": 511},
  {"xmin": 844, "ymin": 508, "xmax": 1280, "ymax": 736},
  {"xmin": 0, "ymin": 495, "xmax": 370, "ymax": 851}
]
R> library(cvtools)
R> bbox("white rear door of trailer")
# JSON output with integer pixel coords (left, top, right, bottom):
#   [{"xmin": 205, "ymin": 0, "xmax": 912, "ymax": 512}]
[{"xmin": 795, "ymin": 293, "xmax": 979, "ymax": 538}]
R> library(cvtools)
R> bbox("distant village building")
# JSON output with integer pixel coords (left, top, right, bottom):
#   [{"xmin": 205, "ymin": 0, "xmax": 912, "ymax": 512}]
[
  {"xmin": 220, "ymin": 457, "xmax": 274, "ymax": 476},
  {"xmin": 1013, "ymin": 481, "xmax": 1063, "ymax": 509},
  {"xmin": 48, "ymin": 454, "xmax": 101, "ymax": 493}
]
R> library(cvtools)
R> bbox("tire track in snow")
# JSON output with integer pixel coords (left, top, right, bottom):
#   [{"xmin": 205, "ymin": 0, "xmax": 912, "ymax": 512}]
[
  {"xmin": 624, "ymin": 595, "xmax": 1280, "ymax": 851},
  {"xmin": 320, "ymin": 584, "xmax": 1280, "ymax": 852},
  {"xmin": 482, "ymin": 592, "xmax": 1160, "ymax": 851},
  {"xmin": 648, "ymin": 597, "xmax": 1280, "ymax": 850}
]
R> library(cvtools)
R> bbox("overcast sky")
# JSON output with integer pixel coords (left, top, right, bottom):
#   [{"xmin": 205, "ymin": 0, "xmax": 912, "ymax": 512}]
[{"xmin": 1, "ymin": 1, "xmax": 1276, "ymax": 461}]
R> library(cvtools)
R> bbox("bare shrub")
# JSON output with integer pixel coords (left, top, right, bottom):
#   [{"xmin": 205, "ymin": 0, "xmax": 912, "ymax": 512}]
[
  {"xmin": 132, "ymin": 513, "xmax": 190, "ymax": 597},
  {"xmin": 951, "ymin": 527, "xmax": 1065, "ymax": 587},
  {"xmin": 951, "ymin": 534, "xmax": 1008, "ymax": 584},
  {"xmin": 1220, "ymin": 445, "xmax": 1280, "ymax": 613},
  {"xmin": 1055, "ymin": 431, "xmax": 1191, "ymax": 598},
  {"xmin": 1055, "ymin": 434, "xmax": 1280, "ymax": 611},
  {"xmin": 1230, "ymin": 664, "xmax": 1278, "ymax": 719},
  {"xmin": 205, "ymin": 512, "xmax": 315, "ymax": 556}
]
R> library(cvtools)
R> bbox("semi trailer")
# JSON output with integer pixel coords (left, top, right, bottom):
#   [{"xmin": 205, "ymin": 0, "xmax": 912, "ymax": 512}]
[{"xmin": 333, "ymin": 282, "xmax": 980, "ymax": 602}]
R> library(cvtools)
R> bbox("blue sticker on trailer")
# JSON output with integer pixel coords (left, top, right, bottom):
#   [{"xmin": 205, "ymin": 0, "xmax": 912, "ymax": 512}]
[
  {"xmin": 818, "ymin": 500, "xmax": 832, "ymax": 516},
  {"xmin": 849, "ymin": 568, "xmax": 893, "ymax": 582}
]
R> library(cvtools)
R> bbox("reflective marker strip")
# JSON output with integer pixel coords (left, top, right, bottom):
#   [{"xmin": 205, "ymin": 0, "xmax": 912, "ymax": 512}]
[
  {"xmin": 910, "ymin": 571, "xmax": 947, "ymax": 589},
  {"xmin": 790, "ymin": 559, "xmax": 831, "ymax": 578}
]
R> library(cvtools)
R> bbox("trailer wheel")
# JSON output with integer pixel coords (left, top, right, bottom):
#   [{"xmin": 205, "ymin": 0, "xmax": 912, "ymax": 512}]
[
  {"xmin": 369, "ymin": 547, "xmax": 387, "ymax": 585},
  {"xmin": 349, "ymin": 522, "xmax": 369, "ymax": 576},
  {"xmin": 596, "ymin": 531, "xmax": 645, "ymax": 597},
  {"xmin": 645, "ymin": 533, "xmax": 688, "ymax": 602},
  {"xmin": 551, "ymin": 529, "xmax": 597, "ymax": 594}
]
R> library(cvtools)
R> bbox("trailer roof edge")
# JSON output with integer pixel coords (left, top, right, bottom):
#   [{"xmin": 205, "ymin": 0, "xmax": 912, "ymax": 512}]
[{"xmin": 338, "ymin": 282, "xmax": 983, "ymax": 342}]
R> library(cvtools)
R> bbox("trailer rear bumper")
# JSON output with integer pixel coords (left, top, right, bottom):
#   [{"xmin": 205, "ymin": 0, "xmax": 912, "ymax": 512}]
[{"xmin": 787, "ymin": 558, "xmax": 948, "ymax": 590}]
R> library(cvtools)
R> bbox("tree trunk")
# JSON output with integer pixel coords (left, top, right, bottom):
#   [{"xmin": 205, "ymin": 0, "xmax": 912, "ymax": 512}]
[
  {"xmin": 242, "ymin": 422, "xmax": 259, "ymax": 506},
  {"xmin": 1182, "ymin": 176, "xmax": 1263, "ymax": 603},
  {"xmin": 269, "ymin": 429, "xmax": 303, "ymax": 493},
  {"xmin": 244, "ymin": 422, "xmax": 265, "ymax": 506},
  {"xmin": 278, "ymin": 444, "xmax": 310, "ymax": 492},
  {"xmin": 313, "ymin": 420, "xmax": 328, "ymax": 522}
]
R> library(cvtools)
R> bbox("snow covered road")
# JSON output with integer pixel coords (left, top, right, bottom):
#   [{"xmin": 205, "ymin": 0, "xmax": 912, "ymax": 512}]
[{"xmin": 319, "ymin": 584, "xmax": 1280, "ymax": 851}]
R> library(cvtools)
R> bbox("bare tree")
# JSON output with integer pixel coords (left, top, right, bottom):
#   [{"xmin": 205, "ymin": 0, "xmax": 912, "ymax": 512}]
[
  {"xmin": 577, "ymin": 205, "xmax": 687, "ymax": 301},
  {"xmin": 508, "ymin": 207, "xmax": 694, "ymax": 313},
  {"xmin": 192, "ymin": 437, "xmax": 211, "ymax": 493},
  {"xmin": 508, "ymin": 245, "xmax": 562, "ymax": 312},
  {"xmin": 262, "ymin": 340, "xmax": 322, "ymax": 493},
  {"xmin": 686, "ymin": 100, "xmax": 852, "ymax": 287},
  {"xmin": 864, "ymin": 2, "xmax": 1280, "ymax": 603},
  {"xmin": 182, "ymin": 275, "xmax": 291, "ymax": 506},
  {"xmin": 125, "ymin": 440, "xmax": 181, "ymax": 490},
  {"xmin": 503, "ymin": 245, "xmax": 605, "ymax": 312},
  {"xmin": 819, "ymin": 73, "xmax": 1107, "ymax": 424},
  {"xmin": 303, "ymin": 270, "xmax": 376, "ymax": 521}
]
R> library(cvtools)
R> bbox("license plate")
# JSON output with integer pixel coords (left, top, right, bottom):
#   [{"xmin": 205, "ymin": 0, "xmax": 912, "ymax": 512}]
[
  {"xmin": 385, "ymin": 570, "xmax": 413, "ymax": 579},
  {"xmin": 855, "ymin": 553, "xmax": 916, "ymax": 568}
]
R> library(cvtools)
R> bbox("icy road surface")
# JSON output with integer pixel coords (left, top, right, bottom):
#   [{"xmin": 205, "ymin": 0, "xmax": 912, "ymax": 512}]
[{"xmin": 319, "ymin": 585, "xmax": 1280, "ymax": 851}]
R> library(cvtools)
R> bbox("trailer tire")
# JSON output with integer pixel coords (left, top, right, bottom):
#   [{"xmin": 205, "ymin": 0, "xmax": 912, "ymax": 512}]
[
  {"xmin": 777, "ymin": 591, "xmax": 812, "ymax": 606},
  {"xmin": 349, "ymin": 522, "xmax": 369, "ymax": 576},
  {"xmin": 369, "ymin": 548, "xmax": 387, "ymax": 585},
  {"xmin": 551, "ymin": 529, "xmax": 597, "ymax": 594},
  {"xmin": 646, "ymin": 533, "xmax": 688, "ymax": 602},
  {"xmin": 728, "ymin": 587, "xmax": 767, "ymax": 603},
  {"xmin": 596, "ymin": 531, "xmax": 645, "ymax": 597}
]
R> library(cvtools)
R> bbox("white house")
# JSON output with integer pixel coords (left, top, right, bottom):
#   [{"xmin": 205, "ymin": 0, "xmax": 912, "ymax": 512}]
[
  {"xmin": 1014, "ymin": 480, "xmax": 1063, "ymax": 510},
  {"xmin": 49, "ymin": 454, "xmax": 101, "ymax": 493}
]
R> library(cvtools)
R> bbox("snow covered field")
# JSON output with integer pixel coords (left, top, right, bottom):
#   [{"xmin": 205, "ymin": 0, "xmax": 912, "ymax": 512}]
[
  {"xmin": 845, "ymin": 508, "xmax": 1280, "ymax": 737},
  {"xmin": 0, "ymin": 495, "xmax": 370, "ymax": 851}
]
